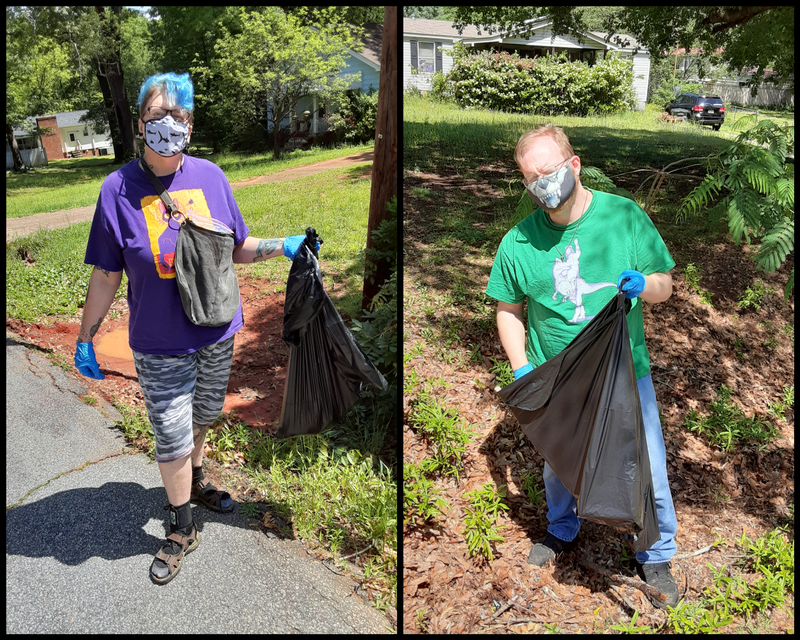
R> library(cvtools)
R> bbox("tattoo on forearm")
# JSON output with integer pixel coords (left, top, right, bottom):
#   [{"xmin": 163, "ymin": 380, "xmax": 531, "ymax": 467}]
[
  {"xmin": 253, "ymin": 238, "xmax": 283, "ymax": 262},
  {"xmin": 88, "ymin": 317, "xmax": 104, "ymax": 340}
]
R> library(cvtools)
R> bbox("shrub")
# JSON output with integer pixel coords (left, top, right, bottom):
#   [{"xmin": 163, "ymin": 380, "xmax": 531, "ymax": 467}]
[
  {"xmin": 325, "ymin": 88, "xmax": 378, "ymax": 144},
  {"xmin": 437, "ymin": 43, "xmax": 635, "ymax": 116}
]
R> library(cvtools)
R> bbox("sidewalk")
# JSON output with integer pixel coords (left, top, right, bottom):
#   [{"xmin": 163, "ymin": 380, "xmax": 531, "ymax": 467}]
[
  {"xmin": 6, "ymin": 333, "xmax": 393, "ymax": 634},
  {"xmin": 5, "ymin": 150, "xmax": 374, "ymax": 243}
]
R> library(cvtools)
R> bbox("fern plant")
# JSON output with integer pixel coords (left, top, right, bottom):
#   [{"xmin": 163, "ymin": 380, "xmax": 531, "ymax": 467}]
[{"xmin": 679, "ymin": 116, "xmax": 794, "ymax": 298}]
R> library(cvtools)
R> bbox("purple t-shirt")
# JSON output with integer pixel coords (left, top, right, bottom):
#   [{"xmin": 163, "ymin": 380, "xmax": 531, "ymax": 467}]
[{"xmin": 84, "ymin": 155, "xmax": 250, "ymax": 355}]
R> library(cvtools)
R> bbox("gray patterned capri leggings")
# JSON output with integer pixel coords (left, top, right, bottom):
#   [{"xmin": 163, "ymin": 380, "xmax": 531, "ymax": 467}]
[{"xmin": 132, "ymin": 337, "xmax": 235, "ymax": 463}]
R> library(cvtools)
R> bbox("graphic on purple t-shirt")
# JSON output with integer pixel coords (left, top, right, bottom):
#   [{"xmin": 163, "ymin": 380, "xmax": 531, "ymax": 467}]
[{"xmin": 84, "ymin": 155, "xmax": 250, "ymax": 355}]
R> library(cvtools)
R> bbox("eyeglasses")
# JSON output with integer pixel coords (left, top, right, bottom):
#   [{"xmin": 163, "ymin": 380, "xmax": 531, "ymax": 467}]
[
  {"xmin": 144, "ymin": 106, "xmax": 190, "ymax": 123},
  {"xmin": 522, "ymin": 157, "xmax": 572, "ymax": 189}
]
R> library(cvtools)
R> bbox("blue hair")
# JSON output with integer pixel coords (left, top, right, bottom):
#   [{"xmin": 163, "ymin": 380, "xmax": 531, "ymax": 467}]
[{"xmin": 138, "ymin": 72, "xmax": 194, "ymax": 115}]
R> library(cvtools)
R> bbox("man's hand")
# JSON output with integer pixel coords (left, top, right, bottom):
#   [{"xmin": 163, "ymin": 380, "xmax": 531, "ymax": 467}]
[
  {"xmin": 617, "ymin": 269, "xmax": 646, "ymax": 299},
  {"xmin": 74, "ymin": 342, "xmax": 105, "ymax": 380},
  {"xmin": 513, "ymin": 363, "xmax": 533, "ymax": 380}
]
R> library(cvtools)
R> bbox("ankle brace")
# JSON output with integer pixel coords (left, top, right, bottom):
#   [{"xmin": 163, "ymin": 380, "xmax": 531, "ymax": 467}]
[
  {"xmin": 192, "ymin": 464, "xmax": 204, "ymax": 486},
  {"xmin": 166, "ymin": 499, "xmax": 193, "ymax": 533}
]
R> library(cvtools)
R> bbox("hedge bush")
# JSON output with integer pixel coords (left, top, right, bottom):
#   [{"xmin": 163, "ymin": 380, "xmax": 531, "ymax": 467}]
[{"xmin": 435, "ymin": 43, "xmax": 635, "ymax": 116}]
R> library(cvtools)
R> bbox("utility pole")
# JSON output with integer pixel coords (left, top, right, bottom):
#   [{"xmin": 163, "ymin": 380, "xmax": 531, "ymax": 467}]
[{"xmin": 361, "ymin": 6, "xmax": 397, "ymax": 313}]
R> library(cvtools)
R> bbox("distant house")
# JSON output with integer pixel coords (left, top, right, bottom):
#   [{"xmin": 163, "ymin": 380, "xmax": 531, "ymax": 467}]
[
  {"xmin": 279, "ymin": 22, "xmax": 383, "ymax": 149},
  {"xmin": 6, "ymin": 109, "xmax": 113, "ymax": 170},
  {"xmin": 403, "ymin": 17, "xmax": 652, "ymax": 111}
]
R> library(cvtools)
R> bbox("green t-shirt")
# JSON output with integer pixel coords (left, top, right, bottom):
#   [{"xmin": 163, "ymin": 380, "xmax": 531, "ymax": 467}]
[{"xmin": 486, "ymin": 189, "xmax": 675, "ymax": 380}]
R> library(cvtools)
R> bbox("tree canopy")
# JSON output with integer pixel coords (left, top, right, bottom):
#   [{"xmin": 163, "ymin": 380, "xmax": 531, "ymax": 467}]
[{"xmin": 448, "ymin": 6, "xmax": 794, "ymax": 93}]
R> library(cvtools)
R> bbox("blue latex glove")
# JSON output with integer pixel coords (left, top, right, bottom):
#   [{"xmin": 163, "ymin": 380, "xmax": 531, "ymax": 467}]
[
  {"xmin": 283, "ymin": 235, "xmax": 321, "ymax": 260},
  {"xmin": 617, "ymin": 269, "xmax": 647, "ymax": 299},
  {"xmin": 513, "ymin": 363, "xmax": 533, "ymax": 380},
  {"xmin": 74, "ymin": 342, "xmax": 105, "ymax": 380}
]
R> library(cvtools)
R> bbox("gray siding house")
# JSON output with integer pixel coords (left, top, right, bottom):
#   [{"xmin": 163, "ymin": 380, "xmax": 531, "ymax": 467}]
[{"xmin": 403, "ymin": 17, "xmax": 651, "ymax": 111}]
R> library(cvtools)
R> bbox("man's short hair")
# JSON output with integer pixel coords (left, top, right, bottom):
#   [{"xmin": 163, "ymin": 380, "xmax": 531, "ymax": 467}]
[{"xmin": 514, "ymin": 124, "xmax": 575, "ymax": 168}]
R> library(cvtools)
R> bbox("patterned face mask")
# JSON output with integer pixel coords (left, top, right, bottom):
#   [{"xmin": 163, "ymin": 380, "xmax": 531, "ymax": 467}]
[
  {"xmin": 143, "ymin": 115, "xmax": 190, "ymax": 157},
  {"xmin": 525, "ymin": 161, "xmax": 576, "ymax": 211}
]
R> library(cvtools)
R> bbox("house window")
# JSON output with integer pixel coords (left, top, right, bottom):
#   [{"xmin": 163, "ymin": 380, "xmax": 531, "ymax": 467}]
[
  {"xmin": 418, "ymin": 42, "xmax": 435, "ymax": 73},
  {"xmin": 69, "ymin": 133, "xmax": 76, "ymax": 142},
  {"xmin": 83, "ymin": 127, "xmax": 89, "ymax": 137}
]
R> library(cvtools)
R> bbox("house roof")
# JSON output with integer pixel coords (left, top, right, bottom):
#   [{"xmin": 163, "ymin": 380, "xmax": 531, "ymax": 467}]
[
  {"xmin": 404, "ymin": 17, "xmax": 647, "ymax": 52},
  {"xmin": 53, "ymin": 110, "xmax": 91, "ymax": 127},
  {"xmin": 12, "ymin": 109, "xmax": 91, "ymax": 138},
  {"xmin": 403, "ymin": 17, "xmax": 484, "ymax": 40},
  {"xmin": 357, "ymin": 22, "xmax": 383, "ymax": 67}
]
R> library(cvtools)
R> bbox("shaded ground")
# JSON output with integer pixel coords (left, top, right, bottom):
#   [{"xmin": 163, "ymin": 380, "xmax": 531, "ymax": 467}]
[{"xmin": 402, "ymin": 164, "xmax": 794, "ymax": 633}]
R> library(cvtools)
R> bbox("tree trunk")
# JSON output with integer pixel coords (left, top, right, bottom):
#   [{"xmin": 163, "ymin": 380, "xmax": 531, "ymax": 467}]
[
  {"xmin": 95, "ymin": 6, "xmax": 139, "ymax": 164},
  {"xmin": 6, "ymin": 123, "xmax": 28, "ymax": 172},
  {"xmin": 95, "ymin": 66, "xmax": 124, "ymax": 160},
  {"xmin": 361, "ymin": 7, "xmax": 397, "ymax": 312},
  {"xmin": 273, "ymin": 122, "xmax": 282, "ymax": 160},
  {"xmin": 105, "ymin": 59, "xmax": 138, "ymax": 163}
]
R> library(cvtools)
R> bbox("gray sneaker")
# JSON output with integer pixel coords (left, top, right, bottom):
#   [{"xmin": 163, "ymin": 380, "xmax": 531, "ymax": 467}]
[
  {"xmin": 639, "ymin": 562, "xmax": 679, "ymax": 608},
  {"xmin": 527, "ymin": 532, "xmax": 578, "ymax": 567}
]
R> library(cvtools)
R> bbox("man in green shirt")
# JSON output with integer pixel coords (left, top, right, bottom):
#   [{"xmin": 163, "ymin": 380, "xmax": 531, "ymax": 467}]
[{"xmin": 486, "ymin": 124, "xmax": 679, "ymax": 608}]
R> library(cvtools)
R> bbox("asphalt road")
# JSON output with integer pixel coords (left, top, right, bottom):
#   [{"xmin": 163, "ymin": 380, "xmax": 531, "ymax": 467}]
[{"xmin": 6, "ymin": 333, "xmax": 393, "ymax": 634}]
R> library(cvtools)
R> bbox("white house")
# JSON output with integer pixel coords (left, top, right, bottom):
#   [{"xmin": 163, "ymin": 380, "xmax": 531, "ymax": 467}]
[
  {"xmin": 403, "ymin": 17, "xmax": 652, "ymax": 111},
  {"xmin": 6, "ymin": 109, "xmax": 114, "ymax": 170}
]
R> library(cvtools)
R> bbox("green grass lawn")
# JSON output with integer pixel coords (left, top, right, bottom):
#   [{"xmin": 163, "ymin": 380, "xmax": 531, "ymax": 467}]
[
  {"xmin": 6, "ymin": 142, "xmax": 372, "ymax": 218},
  {"xmin": 7, "ymin": 162, "xmax": 372, "ymax": 323}
]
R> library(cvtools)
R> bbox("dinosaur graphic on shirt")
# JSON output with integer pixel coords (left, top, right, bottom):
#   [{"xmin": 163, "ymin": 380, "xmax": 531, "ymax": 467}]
[{"xmin": 551, "ymin": 238, "xmax": 617, "ymax": 323}]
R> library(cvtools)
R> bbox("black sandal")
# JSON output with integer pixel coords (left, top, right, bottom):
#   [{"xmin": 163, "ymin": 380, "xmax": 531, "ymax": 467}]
[
  {"xmin": 150, "ymin": 503, "xmax": 200, "ymax": 585},
  {"xmin": 191, "ymin": 476, "xmax": 234, "ymax": 513}
]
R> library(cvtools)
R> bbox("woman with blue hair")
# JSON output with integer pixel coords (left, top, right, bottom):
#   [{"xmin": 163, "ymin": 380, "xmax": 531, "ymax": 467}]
[{"xmin": 73, "ymin": 71, "xmax": 321, "ymax": 584}]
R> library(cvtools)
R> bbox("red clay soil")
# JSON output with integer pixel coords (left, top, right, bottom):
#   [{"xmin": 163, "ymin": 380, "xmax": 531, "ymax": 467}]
[{"xmin": 6, "ymin": 274, "xmax": 289, "ymax": 434}]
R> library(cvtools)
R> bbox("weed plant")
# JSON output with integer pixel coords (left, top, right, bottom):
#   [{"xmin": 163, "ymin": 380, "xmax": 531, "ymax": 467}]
[
  {"xmin": 408, "ymin": 391, "xmax": 477, "ymax": 482},
  {"xmin": 682, "ymin": 263, "xmax": 714, "ymax": 306},
  {"xmin": 463, "ymin": 483, "xmax": 510, "ymax": 562},
  {"xmin": 403, "ymin": 462, "xmax": 449, "ymax": 528},
  {"xmin": 736, "ymin": 281, "xmax": 774, "ymax": 311},
  {"xmin": 684, "ymin": 385, "xmax": 779, "ymax": 451}
]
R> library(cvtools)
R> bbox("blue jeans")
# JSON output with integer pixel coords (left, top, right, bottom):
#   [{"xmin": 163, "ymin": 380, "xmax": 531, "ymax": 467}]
[{"xmin": 542, "ymin": 374, "xmax": 677, "ymax": 564}]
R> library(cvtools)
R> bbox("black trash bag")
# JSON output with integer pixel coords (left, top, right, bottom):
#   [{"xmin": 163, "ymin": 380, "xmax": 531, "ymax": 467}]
[
  {"xmin": 498, "ymin": 289, "xmax": 660, "ymax": 553},
  {"xmin": 276, "ymin": 228, "xmax": 388, "ymax": 439}
]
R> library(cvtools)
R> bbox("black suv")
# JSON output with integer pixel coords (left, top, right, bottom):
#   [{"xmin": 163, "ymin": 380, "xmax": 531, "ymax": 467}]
[{"xmin": 665, "ymin": 93, "xmax": 726, "ymax": 130}]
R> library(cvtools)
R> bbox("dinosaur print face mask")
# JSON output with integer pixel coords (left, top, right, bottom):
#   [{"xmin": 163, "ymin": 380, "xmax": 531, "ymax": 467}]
[
  {"xmin": 143, "ymin": 115, "xmax": 190, "ymax": 157},
  {"xmin": 525, "ymin": 163, "xmax": 576, "ymax": 211}
]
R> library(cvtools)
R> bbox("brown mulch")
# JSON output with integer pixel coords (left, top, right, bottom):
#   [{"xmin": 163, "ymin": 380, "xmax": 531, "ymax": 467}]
[{"xmin": 402, "ymin": 173, "xmax": 794, "ymax": 633}]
